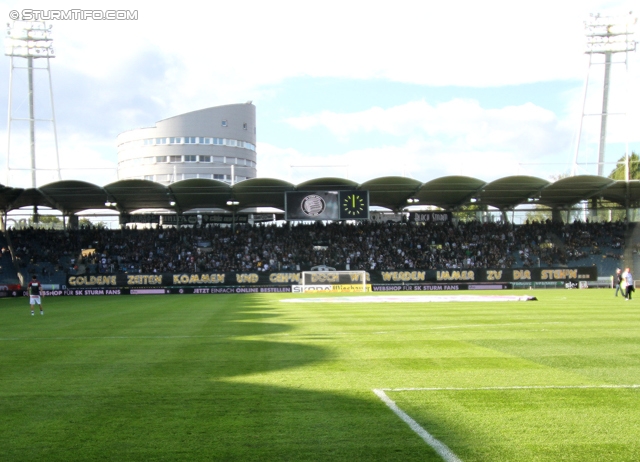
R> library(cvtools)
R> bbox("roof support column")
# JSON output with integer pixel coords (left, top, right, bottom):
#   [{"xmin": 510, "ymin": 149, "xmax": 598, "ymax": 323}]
[{"xmin": 552, "ymin": 208, "xmax": 563, "ymax": 223}]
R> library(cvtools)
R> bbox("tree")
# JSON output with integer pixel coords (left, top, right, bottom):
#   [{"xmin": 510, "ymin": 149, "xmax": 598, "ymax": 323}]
[
  {"xmin": 79, "ymin": 218, "xmax": 107, "ymax": 229},
  {"xmin": 549, "ymin": 173, "xmax": 570, "ymax": 182},
  {"xmin": 525, "ymin": 206, "xmax": 552, "ymax": 223},
  {"xmin": 608, "ymin": 152, "xmax": 640, "ymax": 180},
  {"xmin": 590, "ymin": 152, "xmax": 640, "ymax": 222},
  {"xmin": 35, "ymin": 215, "xmax": 61, "ymax": 224},
  {"xmin": 28, "ymin": 215, "xmax": 62, "ymax": 228},
  {"xmin": 454, "ymin": 204, "xmax": 486, "ymax": 222}
]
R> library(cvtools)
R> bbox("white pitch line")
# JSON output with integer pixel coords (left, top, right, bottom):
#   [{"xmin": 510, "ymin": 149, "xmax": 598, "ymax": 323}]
[
  {"xmin": 373, "ymin": 388, "xmax": 462, "ymax": 462},
  {"xmin": 381, "ymin": 384, "xmax": 640, "ymax": 392},
  {"xmin": 375, "ymin": 384, "xmax": 640, "ymax": 460}
]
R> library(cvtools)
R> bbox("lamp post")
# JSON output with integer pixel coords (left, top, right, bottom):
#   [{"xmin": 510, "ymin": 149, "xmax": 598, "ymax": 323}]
[
  {"xmin": 5, "ymin": 20, "xmax": 61, "ymax": 187},
  {"xmin": 573, "ymin": 12, "xmax": 637, "ymax": 178}
]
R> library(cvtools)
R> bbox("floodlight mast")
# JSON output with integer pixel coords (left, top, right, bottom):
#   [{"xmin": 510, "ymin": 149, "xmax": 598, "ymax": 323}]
[
  {"xmin": 4, "ymin": 21, "xmax": 61, "ymax": 187},
  {"xmin": 573, "ymin": 13, "xmax": 637, "ymax": 179}
]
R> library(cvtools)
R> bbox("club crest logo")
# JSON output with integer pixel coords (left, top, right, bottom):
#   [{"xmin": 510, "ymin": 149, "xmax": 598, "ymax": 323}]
[{"xmin": 301, "ymin": 194, "xmax": 326, "ymax": 217}]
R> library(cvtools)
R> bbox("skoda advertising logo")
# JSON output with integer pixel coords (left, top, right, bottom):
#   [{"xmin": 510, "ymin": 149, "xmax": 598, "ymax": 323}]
[{"xmin": 301, "ymin": 194, "xmax": 326, "ymax": 217}]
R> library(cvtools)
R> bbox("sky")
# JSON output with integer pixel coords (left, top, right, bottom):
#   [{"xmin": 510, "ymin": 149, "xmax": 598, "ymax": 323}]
[{"xmin": 0, "ymin": 0, "xmax": 638, "ymax": 189}]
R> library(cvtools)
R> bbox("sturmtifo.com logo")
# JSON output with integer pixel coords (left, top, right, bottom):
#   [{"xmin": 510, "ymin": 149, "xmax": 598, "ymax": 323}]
[
  {"xmin": 300, "ymin": 194, "xmax": 326, "ymax": 217},
  {"xmin": 9, "ymin": 9, "xmax": 138, "ymax": 21}
]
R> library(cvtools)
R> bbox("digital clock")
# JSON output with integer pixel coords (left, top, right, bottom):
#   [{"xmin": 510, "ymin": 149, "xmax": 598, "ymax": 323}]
[{"xmin": 339, "ymin": 191, "xmax": 369, "ymax": 220}]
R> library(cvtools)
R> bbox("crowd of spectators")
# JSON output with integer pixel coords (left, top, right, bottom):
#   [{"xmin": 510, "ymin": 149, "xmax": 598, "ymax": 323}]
[
  {"xmin": 3, "ymin": 219, "xmax": 626, "ymax": 277},
  {"xmin": 511, "ymin": 219, "xmax": 625, "ymax": 267}
]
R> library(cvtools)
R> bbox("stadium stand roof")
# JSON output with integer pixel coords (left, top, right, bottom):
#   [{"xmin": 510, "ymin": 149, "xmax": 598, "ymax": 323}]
[
  {"xmin": 360, "ymin": 176, "xmax": 422, "ymax": 211},
  {"xmin": 0, "ymin": 175, "xmax": 639, "ymax": 215},
  {"xmin": 416, "ymin": 176, "xmax": 486, "ymax": 209}
]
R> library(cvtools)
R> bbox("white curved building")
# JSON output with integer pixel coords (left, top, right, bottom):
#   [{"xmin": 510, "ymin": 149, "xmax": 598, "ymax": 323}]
[{"xmin": 117, "ymin": 103, "xmax": 257, "ymax": 185}]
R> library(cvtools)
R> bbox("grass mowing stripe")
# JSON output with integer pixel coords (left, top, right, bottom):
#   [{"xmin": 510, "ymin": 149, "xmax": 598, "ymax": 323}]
[
  {"xmin": 1, "ymin": 289, "xmax": 639, "ymax": 461},
  {"xmin": 0, "ymin": 335, "xmax": 232, "ymax": 340},
  {"xmin": 373, "ymin": 388, "xmax": 462, "ymax": 462},
  {"xmin": 382, "ymin": 384, "xmax": 640, "ymax": 391}
]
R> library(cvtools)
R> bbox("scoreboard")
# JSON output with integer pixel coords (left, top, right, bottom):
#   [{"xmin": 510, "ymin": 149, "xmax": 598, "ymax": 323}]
[{"xmin": 285, "ymin": 191, "xmax": 369, "ymax": 221}]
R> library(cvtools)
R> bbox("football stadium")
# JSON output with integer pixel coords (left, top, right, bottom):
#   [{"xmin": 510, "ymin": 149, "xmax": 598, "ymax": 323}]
[
  {"xmin": 2, "ymin": 176, "xmax": 640, "ymax": 462},
  {"xmin": 2, "ymin": 10, "xmax": 640, "ymax": 462}
]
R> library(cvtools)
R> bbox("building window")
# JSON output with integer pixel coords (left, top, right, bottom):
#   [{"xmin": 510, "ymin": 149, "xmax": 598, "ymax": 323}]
[
  {"xmin": 156, "ymin": 156, "xmax": 167, "ymax": 163},
  {"xmin": 169, "ymin": 155, "xmax": 182, "ymax": 163},
  {"xmin": 213, "ymin": 174, "xmax": 226, "ymax": 180},
  {"xmin": 139, "ymin": 136, "xmax": 255, "ymax": 150},
  {"xmin": 184, "ymin": 155, "xmax": 197, "ymax": 162},
  {"xmin": 243, "ymin": 123, "xmax": 247, "ymax": 130},
  {"xmin": 144, "ymin": 175, "xmax": 154, "ymax": 181},
  {"xmin": 212, "ymin": 156, "xmax": 224, "ymax": 163},
  {"xmin": 199, "ymin": 156, "xmax": 212, "ymax": 163},
  {"xmin": 221, "ymin": 120, "xmax": 228, "ymax": 127}
]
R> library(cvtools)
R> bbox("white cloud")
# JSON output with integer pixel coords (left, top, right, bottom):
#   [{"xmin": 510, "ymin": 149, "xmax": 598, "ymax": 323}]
[
  {"xmin": 287, "ymin": 98, "xmax": 572, "ymax": 154},
  {"xmin": 265, "ymin": 97, "xmax": 587, "ymax": 184},
  {"xmin": 255, "ymin": 143, "xmax": 304, "ymax": 182},
  {"xmin": 0, "ymin": 0, "xmax": 637, "ymax": 189},
  {"xmin": 3, "ymin": 0, "xmax": 637, "ymax": 93},
  {"xmin": 59, "ymin": 136, "xmax": 119, "ymax": 186},
  {"xmin": 0, "ymin": 126, "xmax": 117, "ymax": 188},
  {"xmin": 258, "ymin": 136, "xmax": 561, "ymax": 186}
]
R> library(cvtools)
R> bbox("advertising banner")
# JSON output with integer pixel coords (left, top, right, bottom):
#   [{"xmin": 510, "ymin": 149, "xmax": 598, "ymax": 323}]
[
  {"xmin": 65, "ymin": 267, "xmax": 597, "ymax": 289},
  {"xmin": 409, "ymin": 212, "xmax": 452, "ymax": 222},
  {"xmin": 292, "ymin": 285, "xmax": 373, "ymax": 293},
  {"xmin": 157, "ymin": 214, "xmax": 251, "ymax": 226}
]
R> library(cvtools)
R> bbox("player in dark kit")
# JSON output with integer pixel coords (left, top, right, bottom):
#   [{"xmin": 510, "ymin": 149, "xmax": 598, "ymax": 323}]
[
  {"xmin": 28, "ymin": 275, "xmax": 44, "ymax": 316},
  {"xmin": 615, "ymin": 268, "xmax": 623, "ymax": 297}
]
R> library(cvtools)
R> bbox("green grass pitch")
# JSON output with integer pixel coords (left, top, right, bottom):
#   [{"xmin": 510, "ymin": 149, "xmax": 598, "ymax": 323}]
[{"xmin": 1, "ymin": 289, "xmax": 640, "ymax": 461}]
